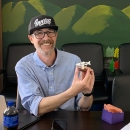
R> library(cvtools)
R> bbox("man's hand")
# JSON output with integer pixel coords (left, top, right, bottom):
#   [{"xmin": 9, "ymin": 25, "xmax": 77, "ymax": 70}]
[
  {"xmin": 80, "ymin": 67, "xmax": 95, "ymax": 94},
  {"xmin": 70, "ymin": 67, "xmax": 95, "ymax": 95}
]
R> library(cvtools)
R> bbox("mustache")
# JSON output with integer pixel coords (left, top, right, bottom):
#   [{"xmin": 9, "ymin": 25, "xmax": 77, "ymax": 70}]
[{"xmin": 40, "ymin": 40, "xmax": 53, "ymax": 45}]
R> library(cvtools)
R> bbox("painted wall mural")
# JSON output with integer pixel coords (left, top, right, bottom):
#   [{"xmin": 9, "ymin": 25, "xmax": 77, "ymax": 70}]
[{"xmin": 2, "ymin": 0, "xmax": 130, "ymax": 68}]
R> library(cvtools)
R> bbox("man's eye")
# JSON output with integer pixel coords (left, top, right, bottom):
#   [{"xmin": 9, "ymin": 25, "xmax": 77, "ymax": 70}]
[
  {"xmin": 39, "ymin": 32, "xmax": 43, "ymax": 34},
  {"xmin": 37, "ymin": 32, "xmax": 43, "ymax": 35}
]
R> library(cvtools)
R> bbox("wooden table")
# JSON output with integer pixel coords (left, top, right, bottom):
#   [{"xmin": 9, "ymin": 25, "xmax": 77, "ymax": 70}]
[{"xmin": 21, "ymin": 111, "xmax": 130, "ymax": 130}]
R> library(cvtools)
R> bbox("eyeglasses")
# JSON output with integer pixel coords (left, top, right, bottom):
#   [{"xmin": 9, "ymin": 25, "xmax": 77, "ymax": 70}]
[{"xmin": 32, "ymin": 30, "xmax": 56, "ymax": 39}]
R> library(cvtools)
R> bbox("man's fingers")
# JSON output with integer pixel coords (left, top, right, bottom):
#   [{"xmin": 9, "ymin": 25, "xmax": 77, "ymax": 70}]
[
  {"xmin": 84, "ymin": 68, "xmax": 90, "ymax": 78},
  {"xmin": 73, "ymin": 67, "xmax": 79, "ymax": 80}
]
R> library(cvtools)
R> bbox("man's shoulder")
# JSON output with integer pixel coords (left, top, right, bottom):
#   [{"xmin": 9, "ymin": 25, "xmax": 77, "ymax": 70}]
[
  {"xmin": 16, "ymin": 53, "xmax": 34, "ymax": 67},
  {"xmin": 58, "ymin": 50, "xmax": 80, "ymax": 59}
]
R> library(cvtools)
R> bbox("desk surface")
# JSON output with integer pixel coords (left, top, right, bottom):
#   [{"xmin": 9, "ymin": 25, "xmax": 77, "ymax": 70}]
[{"xmin": 22, "ymin": 111, "xmax": 130, "ymax": 130}]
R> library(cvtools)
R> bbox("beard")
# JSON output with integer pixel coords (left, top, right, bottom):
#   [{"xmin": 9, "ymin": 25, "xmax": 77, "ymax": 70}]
[{"xmin": 36, "ymin": 39, "xmax": 55, "ymax": 56}]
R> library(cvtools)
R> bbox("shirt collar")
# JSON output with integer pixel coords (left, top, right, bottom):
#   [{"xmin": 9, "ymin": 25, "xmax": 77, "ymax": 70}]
[{"xmin": 33, "ymin": 48, "xmax": 60, "ymax": 70}]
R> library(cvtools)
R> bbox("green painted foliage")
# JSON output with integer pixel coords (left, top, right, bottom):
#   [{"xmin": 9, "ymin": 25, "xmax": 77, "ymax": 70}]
[
  {"xmin": 109, "ymin": 58, "xmax": 114, "ymax": 72},
  {"xmin": 72, "ymin": 5, "xmax": 113, "ymax": 35},
  {"xmin": 2, "ymin": 2, "xmax": 26, "ymax": 32},
  {"xmin": 105, "ymin": 46, "xmax": 114, "ymax": 57},
  {"xmin": 54, "ymin": 5, "xmax": 86, "ymax": 31},
  {"xmin": 71, "ymin": 5, "xmax": 130, "ymax": 48},
  {"xmin": 28, "ymin": 0, "xmax": 46, "ymax": 14},
  {"xmin": 72, "ymin": 5, "xmax": 130, "ymax": 36},
  {"xmin": 2, "ymin": 0, "xmax": 61, "ymax": 32},
  {"xmin": 42, "ymin": 0, "xmax": 61, "ymax": 16},
  {"xmin": 122, "ymin": 6, "xmax": 130, "ymax": 18}
]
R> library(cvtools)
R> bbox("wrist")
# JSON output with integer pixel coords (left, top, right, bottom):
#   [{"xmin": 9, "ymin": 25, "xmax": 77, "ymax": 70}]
[{"xmin": 82, "ymin": 88, "xmax": 93, "ymax": 97}]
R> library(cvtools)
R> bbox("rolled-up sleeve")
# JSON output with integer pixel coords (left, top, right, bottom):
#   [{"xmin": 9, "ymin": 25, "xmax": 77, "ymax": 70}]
[
  {"xmin": 76, "ymin": 93, "xmax": 82, "ymax": 110},
  {"xmin": 15, "ymin": 62, "xmax": 43, "ymax": 116}
]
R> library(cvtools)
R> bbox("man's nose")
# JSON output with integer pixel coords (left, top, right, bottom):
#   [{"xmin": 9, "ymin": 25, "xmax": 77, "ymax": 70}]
[{"xmin": 43, "ymin": 33, "xmax": 49, "ymax": 40}]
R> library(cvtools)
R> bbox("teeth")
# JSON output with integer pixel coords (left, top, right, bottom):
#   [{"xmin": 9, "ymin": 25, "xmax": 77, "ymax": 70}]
[{"xmin": 41, "ymin": 43, "xmax": 50, "ymax": 46}]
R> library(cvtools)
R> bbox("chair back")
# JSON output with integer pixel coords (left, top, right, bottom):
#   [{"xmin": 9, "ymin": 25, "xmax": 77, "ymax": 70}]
[
  {"xmin": 112, "ymin": 74, "xmax": 130, "ymax": 111},
  {"xmin": 2, "ymin": 43, "xmax": 35, "ymax": 102},
  {"xmin": 5, "ymin": 43, "xmax": 35, "ymax": 89},
  {"xmin": 119, "ymin": 43, "xmax": 130, "ymax": 74}
]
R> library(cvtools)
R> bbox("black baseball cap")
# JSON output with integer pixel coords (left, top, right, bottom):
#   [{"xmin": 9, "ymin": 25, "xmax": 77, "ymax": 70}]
[{"xmin": 28, "ymin": 15, "xmax": 58, "ymax": 35}]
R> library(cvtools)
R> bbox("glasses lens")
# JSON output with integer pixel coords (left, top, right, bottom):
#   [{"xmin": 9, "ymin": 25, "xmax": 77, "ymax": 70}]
[
  {"xmin": 35, "ymin": 32, "xmax": 44, "ymax": 39},
  {"xmin": 47, "ymin": 31, "xmax": 56, "ymax": 37}
]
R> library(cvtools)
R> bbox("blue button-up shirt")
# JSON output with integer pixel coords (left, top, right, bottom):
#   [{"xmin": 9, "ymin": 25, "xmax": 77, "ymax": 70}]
[{"xmin": 15, "ymin": 49, "xmax": 82, "ymax": 116}]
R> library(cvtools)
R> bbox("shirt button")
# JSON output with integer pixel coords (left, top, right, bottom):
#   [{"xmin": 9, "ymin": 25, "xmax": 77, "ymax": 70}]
[
  {"xmin": 50, "ymin": 86, "xmax": 52, "ymax": 88},
  {"xmin": 50, "ymin": 72, "xmax": 52, "ymax": 74}
]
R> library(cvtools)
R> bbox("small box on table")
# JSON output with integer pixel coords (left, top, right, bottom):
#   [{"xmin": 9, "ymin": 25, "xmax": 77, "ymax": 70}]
[{"xmin": 101, "ymin": 108, "xmax": 124, "ymax": 124}]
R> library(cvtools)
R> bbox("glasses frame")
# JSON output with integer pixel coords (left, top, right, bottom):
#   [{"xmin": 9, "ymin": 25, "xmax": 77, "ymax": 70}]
[{"xmin": 32, "ymin": 30, "xmax": 57, "ymax": 39}]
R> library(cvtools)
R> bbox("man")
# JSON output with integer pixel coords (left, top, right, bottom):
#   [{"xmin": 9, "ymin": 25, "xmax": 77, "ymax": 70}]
[{"xmin": 15, "ymin": 15, "xmax": 95, "ymax": 116}]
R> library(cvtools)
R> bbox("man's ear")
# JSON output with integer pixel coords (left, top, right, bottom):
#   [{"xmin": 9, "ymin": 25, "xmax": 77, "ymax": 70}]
[
  {"xmin": 56, "ymin": 32, "xmax": 58, "ymax": 38},
  {"xmin": 56, "ymin": 32, "xmax": 58, "ymax": 36},
  {"xmin": 28, "ymin": 35, "xmax": 34, "ymax": 44}
]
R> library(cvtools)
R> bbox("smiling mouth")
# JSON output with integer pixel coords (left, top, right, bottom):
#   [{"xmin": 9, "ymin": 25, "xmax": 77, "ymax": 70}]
[
  {"xmin": 43, "ymin": 43, "xmax": 51, "ymax": 45},
  {"xmin": 40, "ymin": 42, "xmax": 52, "ymax": 46}
]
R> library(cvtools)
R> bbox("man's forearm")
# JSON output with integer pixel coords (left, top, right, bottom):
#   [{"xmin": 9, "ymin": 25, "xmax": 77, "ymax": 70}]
[
  {"xmin": 38, "ymin": 89, "xmax": 74, "ymax": 115},
  {"xmin": 79, "ymin": 95, "xmax": 93, "ymax": 111}
]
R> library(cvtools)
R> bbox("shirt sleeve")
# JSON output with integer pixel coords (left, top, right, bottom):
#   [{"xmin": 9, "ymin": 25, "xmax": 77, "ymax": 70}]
[
  {"xmin": 76, "ymin": 93, "xmax": 82, "ymax": 111},
  {"xmin": 15, "ymin": 63, "xmax": 43, "ymax": 116}
]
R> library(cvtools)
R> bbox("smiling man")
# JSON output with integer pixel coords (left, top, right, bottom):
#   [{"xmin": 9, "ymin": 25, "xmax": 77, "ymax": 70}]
[{"xmin": 15, "ymin": 15, "xmax": 95, "ymax": 116}]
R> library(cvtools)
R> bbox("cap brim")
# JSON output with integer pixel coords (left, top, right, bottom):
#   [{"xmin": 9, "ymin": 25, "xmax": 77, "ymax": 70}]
[{"xmin": 29, "ymin": 25, "xmax": 58, "ymax": 35}]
